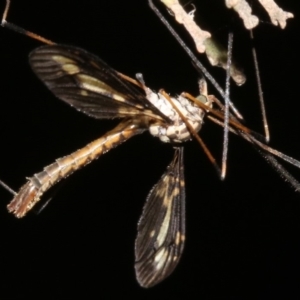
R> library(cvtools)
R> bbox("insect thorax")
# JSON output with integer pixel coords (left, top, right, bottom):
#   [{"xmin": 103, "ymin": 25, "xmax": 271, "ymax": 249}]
[{"xmin": 145, "ymin": 88, "xmax": 206, "ymax": 143}]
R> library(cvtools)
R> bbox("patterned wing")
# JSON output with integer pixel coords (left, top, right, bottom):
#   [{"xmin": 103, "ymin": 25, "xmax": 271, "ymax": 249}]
[
  {"xmin": 135, "ymin": 147, "xmax": 185, "ymax": 288},
  {"xmin": 29, "ymin": 45, "xmax": 169, "ymax": 122}
]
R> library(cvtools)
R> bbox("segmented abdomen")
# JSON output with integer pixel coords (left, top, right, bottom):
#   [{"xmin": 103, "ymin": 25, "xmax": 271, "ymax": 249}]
[{"xmin": 8, "ymin": 120, "xmax": 144, "ymax": 218}]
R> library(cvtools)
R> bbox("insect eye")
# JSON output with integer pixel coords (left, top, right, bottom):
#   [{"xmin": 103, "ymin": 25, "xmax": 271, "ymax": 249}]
[{"xmin": 195, "ymin": 95, "xmax": 208, "ymax": 105}]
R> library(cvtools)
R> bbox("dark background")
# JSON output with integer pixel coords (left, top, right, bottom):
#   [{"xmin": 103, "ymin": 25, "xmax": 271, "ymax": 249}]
[{"xmin": 0, "ymin": 0, "xmax": 300, "ymax": 298}]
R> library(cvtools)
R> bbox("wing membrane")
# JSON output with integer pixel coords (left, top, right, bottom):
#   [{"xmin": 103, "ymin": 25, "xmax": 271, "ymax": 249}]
[
  {"xmin": 29, "ymin": 45, "xmax": 169, "ymax": 121},
  {"xmin": 135, "ymin": 147, "xmax": 185, "ymax": 288}
]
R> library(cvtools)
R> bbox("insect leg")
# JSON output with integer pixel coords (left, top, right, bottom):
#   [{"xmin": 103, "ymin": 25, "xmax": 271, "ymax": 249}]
[{"xmin": 1, "ymin": 0, "xmax": 55, "ymax": 44}]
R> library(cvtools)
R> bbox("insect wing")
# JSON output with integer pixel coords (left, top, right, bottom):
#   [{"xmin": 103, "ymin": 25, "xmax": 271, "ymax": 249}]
[
  {"xmin": 135, "ymin": 147, "xmax": 185, "ymax": 288},
  {"xmin": 29, "ymin": 45, "xmax": 169, "ymax": 121}
]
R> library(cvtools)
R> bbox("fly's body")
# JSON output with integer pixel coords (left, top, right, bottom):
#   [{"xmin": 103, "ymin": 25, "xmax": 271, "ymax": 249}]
[
  {"xmin": 6, "ymin": 44, "xmax": 211, "ymax": 288},
  {"xmin": 8, "ymin": 45, "xmax": 209, "ymax": 220},
  {"xmin": 145, "ymin": 87, "xmax": 208, "ymax": 143}
]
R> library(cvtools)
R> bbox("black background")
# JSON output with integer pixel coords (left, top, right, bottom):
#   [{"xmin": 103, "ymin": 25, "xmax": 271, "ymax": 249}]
[{"xmin": 0, "ymin": 0, "xmax": 300, "ymax": 298}]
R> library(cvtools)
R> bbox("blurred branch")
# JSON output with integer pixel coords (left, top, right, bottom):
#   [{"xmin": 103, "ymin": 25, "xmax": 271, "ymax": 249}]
[
  {"xmin": 160, "ymin": 0, "xmax": 211, "ymax": 53},
  {"xmin": 159, "ymin": 0, "xmax": 293, "ymax": 84}
]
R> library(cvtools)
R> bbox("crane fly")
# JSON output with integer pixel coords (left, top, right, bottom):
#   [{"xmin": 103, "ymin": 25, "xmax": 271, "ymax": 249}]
[
  {"xmin": 4, "ymin": 44, "xmax": 211, "ymax": 288},
  {"xmin": 2, "ymin": 0, "xmax": 300, "ymax": 289}
]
